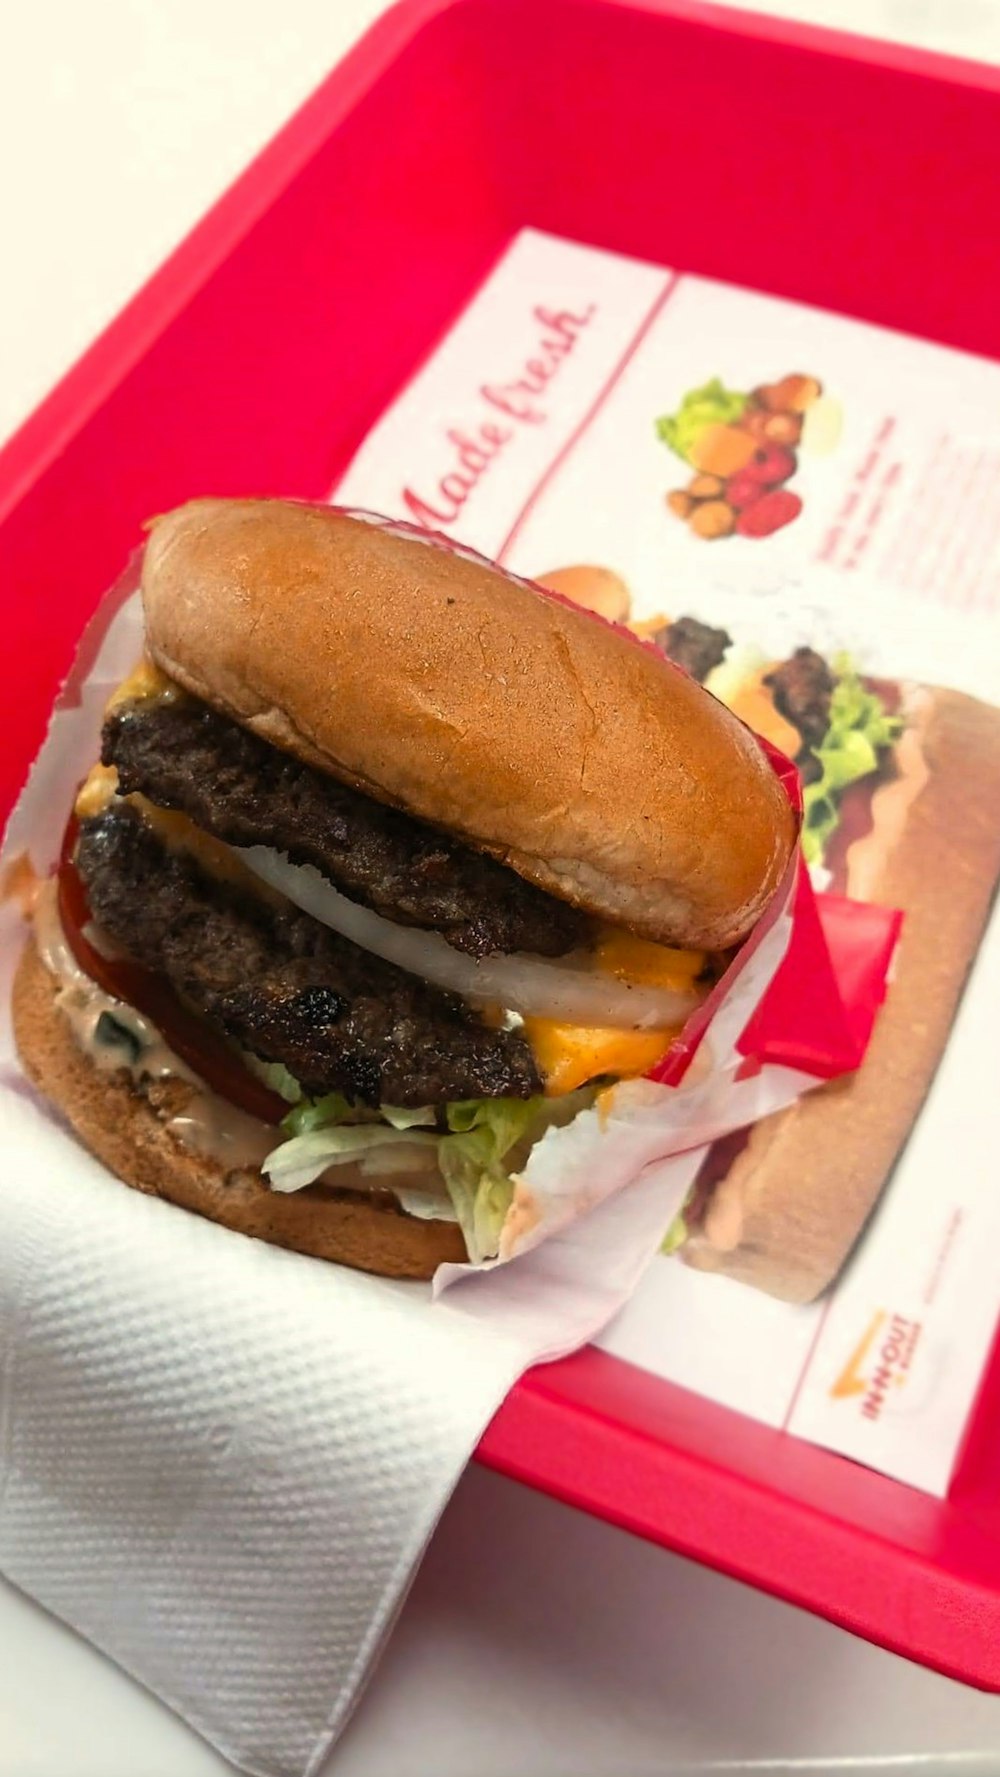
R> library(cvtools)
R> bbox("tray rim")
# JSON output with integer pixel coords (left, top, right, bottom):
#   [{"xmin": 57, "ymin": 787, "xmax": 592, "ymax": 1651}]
[
  {"xmin": 4, "ymin": 0, "xmax": 1000, "ymax": 1692},
  {"xmin": 6, "ymin": 0, "xmax": 1000, "ymax": 522}
]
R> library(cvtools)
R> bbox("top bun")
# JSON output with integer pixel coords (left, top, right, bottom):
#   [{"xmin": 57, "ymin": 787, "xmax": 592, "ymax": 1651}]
[{"xmin": 142, "ymin": 499, "xmax": 796, "ymax": 949}]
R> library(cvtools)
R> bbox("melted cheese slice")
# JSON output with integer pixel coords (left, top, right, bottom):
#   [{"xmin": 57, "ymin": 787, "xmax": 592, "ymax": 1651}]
[
  {"xmin": 75, "ymin": 762, "xmax": 119, "ymax": 819},
  {"xmin": 73, "ymin": 762, "xmax": 265, "ymax": 896},
  {"xmin": 75, "ymin": 659, "xmax": 181, "ymax": 817},
  {"xmin": 75, "ymin": 661, "xmax": 259, "ymax": 890},
  {"xmin": 525, "ymin": 931, "xmax": 704, "ymax": 1094},
  {"xmin": 105, "ymin": 655, "xmax": 178, "ymax": 713},
  {"xmin": 130, "ymin": 797, "xmax": 265, "ymax": 891},
  {"xmin": 593, "ymin": 928, "xmax": 705, "ymax": 989},
  {"xmin": 524, "ymin": 1019, "xmax": 682, "ymax": 1096}
]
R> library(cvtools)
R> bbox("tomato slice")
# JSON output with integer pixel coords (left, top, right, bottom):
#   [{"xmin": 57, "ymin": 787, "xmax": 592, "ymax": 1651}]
[{"xmin": 57, "ymin": 812, "xmax": 289, "ymax": 1126}]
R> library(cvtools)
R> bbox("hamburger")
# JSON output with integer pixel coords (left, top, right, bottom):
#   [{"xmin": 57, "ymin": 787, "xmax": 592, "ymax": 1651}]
[
  {"xmin": 642, "ymin": 611, "xmax": 1000, "ymax": 1299},
  {"xmin": 10, "ymin": 499, "xmax": 795, "ymax": 1280}
]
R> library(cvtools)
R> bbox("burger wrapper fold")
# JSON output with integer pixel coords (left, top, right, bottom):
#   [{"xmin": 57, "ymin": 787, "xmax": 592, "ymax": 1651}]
[{"xmin": 0, "ymin": 559, "xmax": 896, "ymax": 1776}]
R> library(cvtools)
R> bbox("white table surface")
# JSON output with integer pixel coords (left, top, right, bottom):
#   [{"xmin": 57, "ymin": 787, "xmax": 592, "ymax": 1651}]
[{"xmin": 5, "ymin": 3, "xmax": 1000, "ymax": 1773}]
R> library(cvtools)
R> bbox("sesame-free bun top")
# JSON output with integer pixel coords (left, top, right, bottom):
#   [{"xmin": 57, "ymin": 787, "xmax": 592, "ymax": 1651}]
[{"xmin": 142, "ymin": 499, "xmax": 796, "ymax": 949}]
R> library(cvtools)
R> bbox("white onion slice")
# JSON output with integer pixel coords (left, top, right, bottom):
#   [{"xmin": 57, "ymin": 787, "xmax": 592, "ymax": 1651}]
[{"xmin": 237, "ymin": 846, "xmax": 699, "ymax": 1031}]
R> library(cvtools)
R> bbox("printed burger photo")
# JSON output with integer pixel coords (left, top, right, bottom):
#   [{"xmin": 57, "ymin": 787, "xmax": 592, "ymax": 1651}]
[{"xmin": 534, "ymin": 563, "xmax": 1000, "ymax": 1300}]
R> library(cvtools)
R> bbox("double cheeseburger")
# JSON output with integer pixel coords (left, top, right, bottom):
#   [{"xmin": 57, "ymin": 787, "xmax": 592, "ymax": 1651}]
[{"xmin": 11, "ymin": 498, "xmax": 795, "ymax": 1279}]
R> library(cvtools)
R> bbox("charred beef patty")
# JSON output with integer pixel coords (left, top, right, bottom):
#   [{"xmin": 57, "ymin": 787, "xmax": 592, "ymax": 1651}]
[
  {"xmin": 75, "ymin": 803, "xmax": 542, "ymax": 1106},
  {"xmin": 103, "ymin": 697, "xmax": 587, "ymax": 960}
]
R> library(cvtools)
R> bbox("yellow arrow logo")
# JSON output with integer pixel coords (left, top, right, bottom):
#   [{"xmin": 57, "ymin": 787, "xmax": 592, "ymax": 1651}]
[{"xmin": 830, "ymin": 1311, "xmax": 885, "ymax": 1400}]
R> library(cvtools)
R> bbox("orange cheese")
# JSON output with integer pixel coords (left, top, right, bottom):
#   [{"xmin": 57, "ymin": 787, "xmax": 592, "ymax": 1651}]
[
  {"xmin": 725, "ymin": 666, "xmax": 800, "ymax": 760},
  {"xmin": 73, "ymin": 762, "xmax": 265, "ymax": 898},
  {"xmin": 75, "ymin": 662, "xmax": 178, "ymax": 819},
  {"xmin": 525, "ymin": 931, "xmax": 704, "ymax": 1094},
  {"xmin": 523, "ymin": 1018, "xmax": 681, "ymax": 1096},
  {"xmin": 593, "ymin": 928, "xmax": 705, "ymax": 989},
  {"xmin": 74, "ymin": 663, "xmax": 256, "ymax": 887},
  {"xmin": 105, "ymin": 655, "xmax": 178, "ymax": 713},
  {"xmin": 74, "ymin": 762, "xmax": 119, "ymax": 819},
  {"xmin": 128, "ymin": 796, "xmax": 264, "ymax": 891}
]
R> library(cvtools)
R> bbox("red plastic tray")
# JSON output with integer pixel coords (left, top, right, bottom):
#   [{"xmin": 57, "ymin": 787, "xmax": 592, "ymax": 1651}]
[{"xmin": 3, "ymin": 0, "xmax": 1000, "ymax": 1690}]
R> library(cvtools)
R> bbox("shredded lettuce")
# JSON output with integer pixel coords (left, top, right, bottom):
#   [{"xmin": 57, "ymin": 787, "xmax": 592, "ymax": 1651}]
[
  {"xmin": 381, "ymin": 1104, "xmax": 437, "ymax": 1130},
  {"xmin": 263, "ymin": 1091, "xmax": 544, "ymax": 1258},
  {"xmin": 655, "ymin": 377, "xmax": 748, "ymax": 464},
  {"xmin": 265, "ymin": 1123, "xmax": 439, "ymax": 1194},
  {"xmin": 281, "ymin": 1091, "xmax": 357, "ymax": 1136},
  {"xmin": 661, "ymin": 1210, "xmax": 689, "ymax": 1256},
  {"xmin": 280, "ymin": 1093, "xmax": 436, "ymax": 1137},
  {"xmin": 437, "ymin": 1098, "xmax": 545, "ymax": 1263},
  {"xmin": 801, "ymin": 656, "xmax": 902, "ymax": 866},
  {"xmin": 437, "ymin": 1133, "xmax": 516, "ymax": 1264},
  {"xmin": 261, "ymin": 1091, "xmax": 595, "ymax": 1265},
  {"xmin": 443, "ymin": 1097, "xmax": 540, "ymax": 1144}
]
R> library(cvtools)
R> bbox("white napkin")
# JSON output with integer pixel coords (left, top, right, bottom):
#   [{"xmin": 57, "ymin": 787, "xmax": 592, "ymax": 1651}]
[{"xmin": 0, "ymin": 572, "xmax": 808, "ymax": 1776}]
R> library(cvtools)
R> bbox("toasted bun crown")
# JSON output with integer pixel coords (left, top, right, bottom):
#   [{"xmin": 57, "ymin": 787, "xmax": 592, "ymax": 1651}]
[{"xmin": 143, "ymin": 499, "xmax": 795, "ymax": 948}]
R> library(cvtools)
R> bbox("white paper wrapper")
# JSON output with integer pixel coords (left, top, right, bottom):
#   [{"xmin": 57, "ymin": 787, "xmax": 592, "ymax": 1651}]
[{"xmin": 0, "ymin": 550, "xmax": 814, "ymax": 1775}]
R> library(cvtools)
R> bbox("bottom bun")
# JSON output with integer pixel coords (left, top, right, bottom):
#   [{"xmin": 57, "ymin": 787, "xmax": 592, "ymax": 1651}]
[
  {"xmin": 685, "ymin": 685, "xmax": 1000, "ymax": 1301},
  {"xmin": 12, "ymin": 939, "xmax": 466, "ymax": 1280}
]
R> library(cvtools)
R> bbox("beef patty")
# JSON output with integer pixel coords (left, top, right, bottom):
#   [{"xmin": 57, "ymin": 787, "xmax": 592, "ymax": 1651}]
[
  {"xmin": 75, "ymin": 803, "xmax": 542, "ymax": 1106},
  {"xmin": 103, "ymin": 696, "xmax": 587, "ymax": 959}
]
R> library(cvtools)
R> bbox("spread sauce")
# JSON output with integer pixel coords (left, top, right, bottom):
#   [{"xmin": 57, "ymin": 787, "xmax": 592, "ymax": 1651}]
[
  {"xmin": 33, "ymin": 878, "xmax": 277, "ymax": 1171},
  {"xmin": 32, "ymin": 880, "xmax": 457, "ymax": 1219}
]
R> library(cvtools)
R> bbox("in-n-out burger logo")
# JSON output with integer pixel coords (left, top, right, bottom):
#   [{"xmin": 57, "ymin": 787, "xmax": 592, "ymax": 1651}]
[
  {"xmin": 401, "ymin": 303, "xmax": 597, "ymax": 529},
  {"xmin": 829, "ymin": 1310, "xmax": 923, "ymax": 1421}
]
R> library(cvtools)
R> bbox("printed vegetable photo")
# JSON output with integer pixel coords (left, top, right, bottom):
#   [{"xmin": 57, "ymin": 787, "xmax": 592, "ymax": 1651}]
[{"xmin": 656, "ymin": 372, "xmax": 841, "ymax": 540}]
